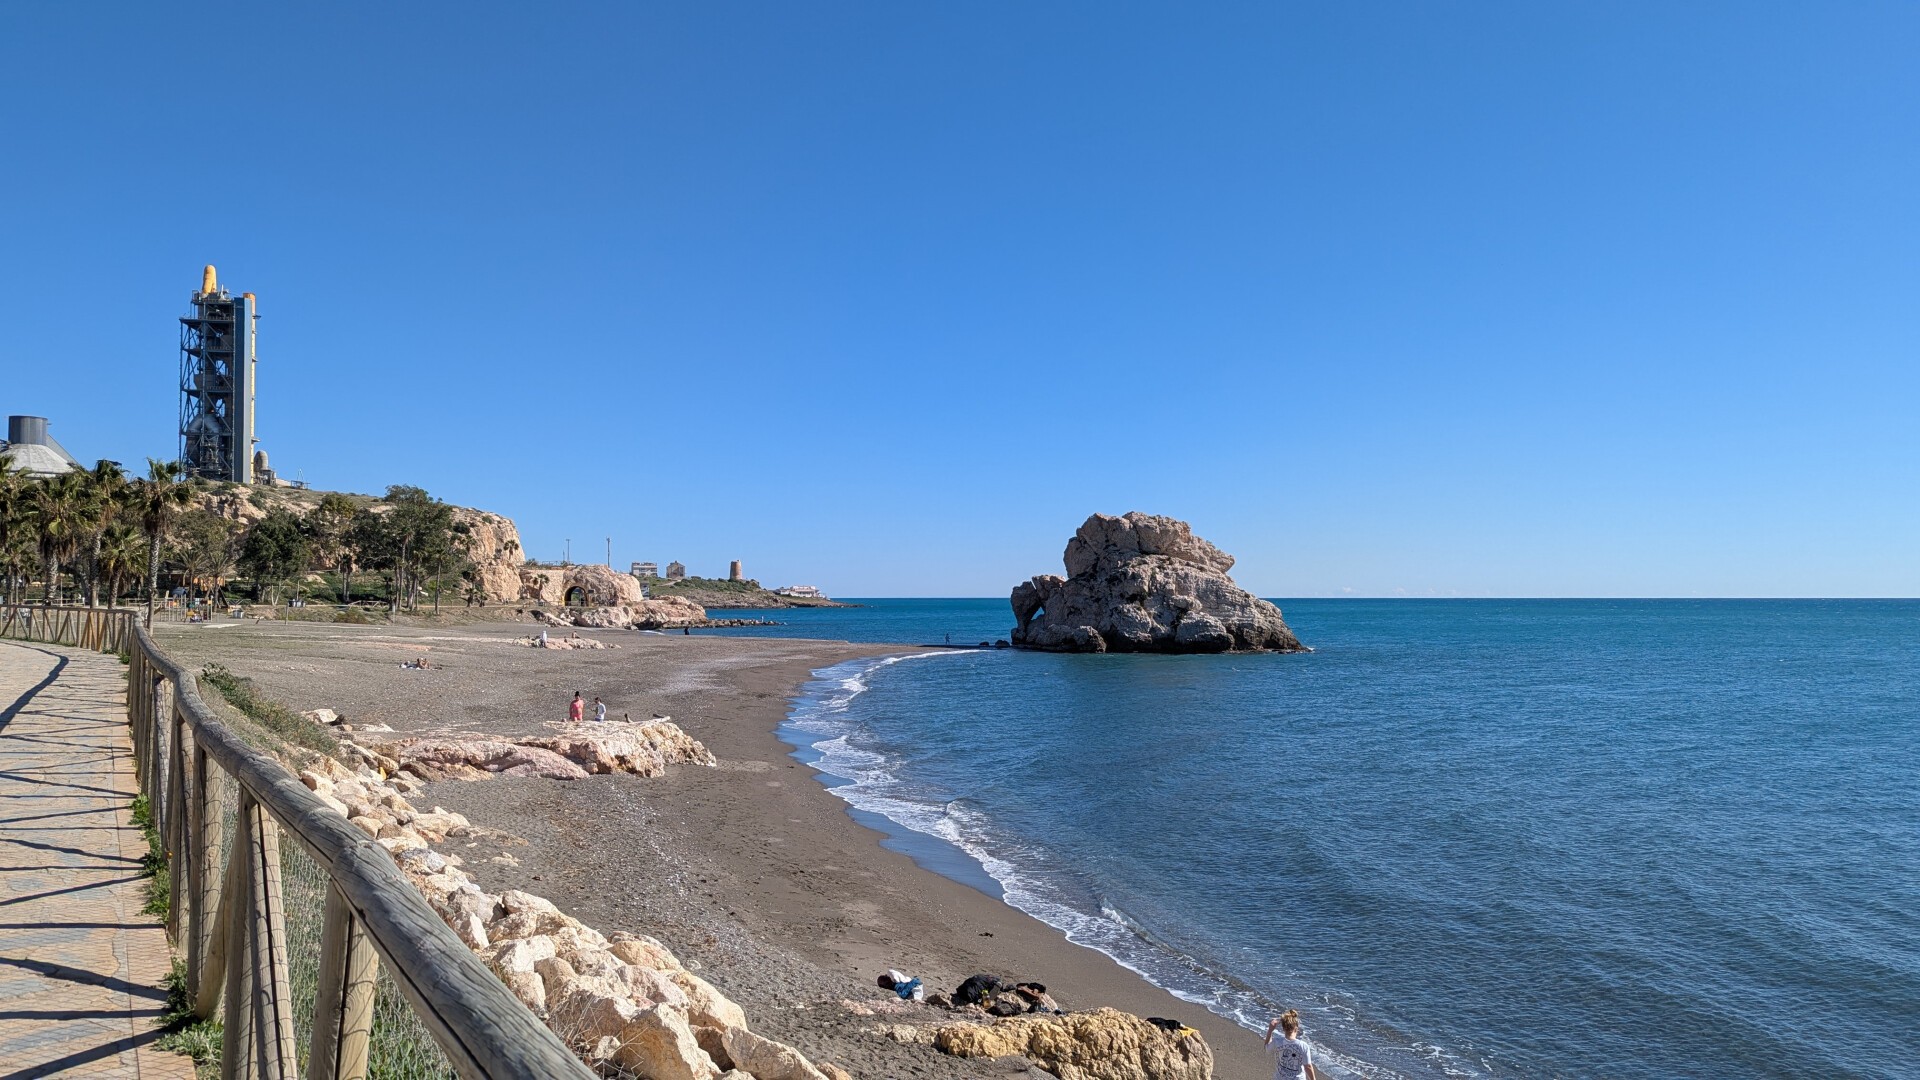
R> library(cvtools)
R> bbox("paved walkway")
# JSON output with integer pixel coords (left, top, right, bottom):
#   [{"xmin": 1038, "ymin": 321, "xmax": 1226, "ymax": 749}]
[{"xmin": 0, "ymin": 641, "xmax": 192, "ymax": 1078}]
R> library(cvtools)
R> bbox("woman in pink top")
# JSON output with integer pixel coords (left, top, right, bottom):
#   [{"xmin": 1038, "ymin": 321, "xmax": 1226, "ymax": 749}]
[{"xmin": 568, "ymin": 691, "xmax": 584, "ymax": 723}]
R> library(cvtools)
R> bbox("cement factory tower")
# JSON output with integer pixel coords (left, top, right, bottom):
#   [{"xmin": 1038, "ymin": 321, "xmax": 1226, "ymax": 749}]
[{"xmin": 178, "ymin": 265, "xmax": 260, "ymax": 483}]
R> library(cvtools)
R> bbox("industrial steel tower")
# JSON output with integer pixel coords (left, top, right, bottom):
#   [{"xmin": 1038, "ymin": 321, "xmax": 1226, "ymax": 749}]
[{"xmin": 178, "ymin": 265, "xmax": 259, "ymax": 483}]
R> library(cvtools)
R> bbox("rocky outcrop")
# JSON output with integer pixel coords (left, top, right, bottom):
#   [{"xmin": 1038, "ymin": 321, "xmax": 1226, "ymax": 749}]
[
  {"xmin": 457, "ymin": 509, "xmax": 526, "ymax": 603},
  {"xmin": 1010, "ymin": 513, "xmax": 1304, "ymax": 654},
  {"xmin": 376, "ymin": 720, "xmax": 717, "ymax": 783},
  {"xmin": 931, "ymin": 1008, "xmax": 1213, "ymax": 1080},
  {"xmin": 542, "ymin": 598, "xmax": 709, "ymax": 629},
  {"xmin": 519, "ymin": 564, "xmax": 646, "ymax": 607}
]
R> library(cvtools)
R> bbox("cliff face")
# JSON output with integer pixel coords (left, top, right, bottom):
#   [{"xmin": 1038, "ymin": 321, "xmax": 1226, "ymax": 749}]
[
  {"xmin": 516, "ymin": 564, "xmax": 643, "ymax": 606},
  {"xmin": 189, "ymin": 486, "xmax": 527, "ymax": 602},
  {"xmin": 1010, "ymin": 512, "xmax": 1306, "ymax": 654},
  {"xmin": 457, "ymin": 509, "xmax": 524, "ymax": 602}
]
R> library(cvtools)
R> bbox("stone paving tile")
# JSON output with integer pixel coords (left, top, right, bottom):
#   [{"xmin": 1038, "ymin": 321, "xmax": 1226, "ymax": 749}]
[{"xmin": 0, "ymin": 641, "xmax": 192, "ymax": 1079}]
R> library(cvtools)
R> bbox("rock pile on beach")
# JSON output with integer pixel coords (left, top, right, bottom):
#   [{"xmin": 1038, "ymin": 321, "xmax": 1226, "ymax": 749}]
[
  {"xmin": 1010, "ymin": 512, "xmax": 1306, "ymax": 654},
  {"xmin": 921, "ymin": 1008, "xmax": 1213, "ymax": 1080},
  {"xmin": 366, "ymin": 720, "xmax": 718, "ymax": 783},
  {"xmin": 296, "ymin": 752, "xmax": 853, "ymax": 1080},
  {"xmin": 520, "ymin": 627, "xmax": 620, "ymax": 650}
]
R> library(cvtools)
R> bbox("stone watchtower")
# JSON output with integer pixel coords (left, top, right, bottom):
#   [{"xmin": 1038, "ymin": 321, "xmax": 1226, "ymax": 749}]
[
  {"xmin": 665, "ymin": 561, "xmax": 687, "ymax": 581},
  {"xmin": 728, "ymin": 560, "xmax": 744, "ymax": 582}
]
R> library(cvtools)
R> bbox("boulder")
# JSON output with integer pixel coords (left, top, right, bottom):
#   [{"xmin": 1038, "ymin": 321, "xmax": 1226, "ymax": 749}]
[
  {"xmin": 610, "ymin": 932, "xmax": 685, "ymax": 972},
  {"xmin": 720, "ymin": 1026, "xmax": 830, "ymax": 1080},
  {"xmin": 932, "ymin": 1007, "xmax": 1213, "ymax": 1080},
  {"xmin": 488, "ymin": 936, "xmax": 558, "ymax": 976},
  {"xmin": 548, "ymin": 973, "xmax": 644, "ymax": 1047},
  {"xmin": 1010, "ymin": 513, "xmax": 1306, "ymax": 654},
  {"xmin": 501, "ymin": 970, "xmax": 546, "ymax": 1014},
  {"xmin": 674, "ymin": 971, "xmax": 748, "ymax": 1032},
  {"xmin": 614, "ymin": 1004, "xmax": 721, "ymax": 1080}
]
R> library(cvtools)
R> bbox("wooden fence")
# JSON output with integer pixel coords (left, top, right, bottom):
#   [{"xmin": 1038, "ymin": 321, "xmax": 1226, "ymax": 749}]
[{"xmin": 1, "ymin": 606, "xmax": 594, "ymax": 1080}]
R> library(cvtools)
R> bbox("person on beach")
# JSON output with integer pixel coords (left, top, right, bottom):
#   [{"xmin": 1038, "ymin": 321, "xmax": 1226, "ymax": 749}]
[
  {"xmin": 593, "ymin": 697, "xmax": 607, "ymax": 722},
  {"xmin": 568, "ymin": 691, "xmax": 584, "ymax": 723},
  {"xmin": 1264, "ymin": 1010, "xmax": 1317, "ymax": 1080}
]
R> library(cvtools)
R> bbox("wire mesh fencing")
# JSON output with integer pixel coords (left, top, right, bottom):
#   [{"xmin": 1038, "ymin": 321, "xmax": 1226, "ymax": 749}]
[{"xmin": 2, "ymin": 606, "xmax": 591, "ymax": 1080}]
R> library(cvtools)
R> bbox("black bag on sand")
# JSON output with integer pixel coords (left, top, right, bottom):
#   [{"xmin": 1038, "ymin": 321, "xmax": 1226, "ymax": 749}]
[{"xmin": 954, "ymin": 973, "xmax": 1009, "ymax": 1006}]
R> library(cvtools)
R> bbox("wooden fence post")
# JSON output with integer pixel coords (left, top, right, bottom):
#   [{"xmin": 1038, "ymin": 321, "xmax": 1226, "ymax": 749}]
[
  {"xmin": 187, "ymin": 738, "xmax": 218, "ymax": 1006},
  {"xmin": 167, "ymin": 709, "xmax": 188, "ymax": 943},
  {"xmin": 307, "ymin": 884, "xmax": 379, "ymax": 1080},
  {"xmin": 193, "ymin": 755, "xmax": 229, "ymax": 1018},
  {"xmin": 220, "ymin": 791, "xmax": 256, "ymax": 1080},
  {"xmin": 247, "ymin": 794, "xmax": 299, "ymax": 1080}
]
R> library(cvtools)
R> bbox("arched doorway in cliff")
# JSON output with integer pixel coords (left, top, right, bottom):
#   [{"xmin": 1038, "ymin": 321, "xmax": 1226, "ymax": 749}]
[{"xmin": 565, "ymin": 586, "xmax": 587, "ymax": 606}]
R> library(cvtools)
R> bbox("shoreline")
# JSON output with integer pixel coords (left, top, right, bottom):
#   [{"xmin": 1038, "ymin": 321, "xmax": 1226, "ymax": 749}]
[{"xmin": 152, "ymin": 620, "xmax": 1273, "ymax": 1077}]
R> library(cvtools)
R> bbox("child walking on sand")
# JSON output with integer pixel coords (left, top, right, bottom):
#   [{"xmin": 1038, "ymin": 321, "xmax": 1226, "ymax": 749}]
[
  {"xmin": 594, "ymin": 697, "xmax": 607, "ymax": 722},
  {"xmin": 568, "ymin": 691, "xmax": 584, "ymax": 723}
]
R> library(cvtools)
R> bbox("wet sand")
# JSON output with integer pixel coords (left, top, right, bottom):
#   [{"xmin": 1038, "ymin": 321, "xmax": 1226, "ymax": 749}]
[{"xmin": 155, "ymin": 619, "xmax": 1271, "ymax": 1078}]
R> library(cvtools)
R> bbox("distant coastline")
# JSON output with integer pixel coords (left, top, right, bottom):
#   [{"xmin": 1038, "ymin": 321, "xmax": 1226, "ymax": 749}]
[{"xmin": 642, "ymin": 575, "xmax": 857, "ymax": 610}]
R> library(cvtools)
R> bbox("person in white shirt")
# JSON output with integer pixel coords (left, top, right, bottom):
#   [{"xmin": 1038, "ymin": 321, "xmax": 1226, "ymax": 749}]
[
  {"xmin": 1264, "ymin": 1009, "xmax": 1317, "ymax": 1080},
  {"xmin": 594, "ymin": 697, "xmax": 608, "ymax": 722}
]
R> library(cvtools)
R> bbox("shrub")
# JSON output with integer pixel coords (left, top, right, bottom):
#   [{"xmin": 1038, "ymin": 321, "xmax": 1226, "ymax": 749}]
[{"xmin": 199, "ymin": 663, "xmax": 338, "ymax": 754}]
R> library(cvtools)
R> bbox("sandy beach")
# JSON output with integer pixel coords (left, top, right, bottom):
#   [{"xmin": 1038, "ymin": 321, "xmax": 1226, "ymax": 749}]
[{"xmin": 154, "ymin": 618, "xmax": 1272, "ymax": 1078}]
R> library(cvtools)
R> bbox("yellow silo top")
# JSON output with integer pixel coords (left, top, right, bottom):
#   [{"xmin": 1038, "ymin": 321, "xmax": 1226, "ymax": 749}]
[{"xmin": 200, "ymin": 265, "xmax": 218, "ymax": 295}]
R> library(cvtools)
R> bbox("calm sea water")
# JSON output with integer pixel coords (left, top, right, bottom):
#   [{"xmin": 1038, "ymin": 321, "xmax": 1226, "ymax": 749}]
[{"xmin": 699, "ymin": 600, "xmax": 1920, "ymax": 1079}]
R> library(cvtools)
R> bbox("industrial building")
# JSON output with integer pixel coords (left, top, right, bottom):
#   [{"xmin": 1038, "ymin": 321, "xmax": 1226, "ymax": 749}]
[
  {"xmin": 179, "ymin": 265, "xmax": 271, "ymax": 483},
  {"xmin": 0, "ymin": 415, "xmax": 80, "ymax": 476}
]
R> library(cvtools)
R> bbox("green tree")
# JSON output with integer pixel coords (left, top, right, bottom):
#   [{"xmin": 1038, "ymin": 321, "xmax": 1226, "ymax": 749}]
[
  {"xmin": 131, "ymin": 460, "xmax": 195, "ymax": 624},
  {"xmin": 346, "ymin": 508, "xmax": 395, "ymax": 607},
  {"xmin": 237, "ymin": 508, "xmax": 310, "ymax": 601},
  {"xmin": 306, "ymin": 492, "xmax": 358, "ymax": 603},
  {"xmin": 380, "ymin": 486, "xmax": 455, "ymax": 612},
  {"xmin": 167, "ymin": 509, "xmax": 238, "ymax": 605}
]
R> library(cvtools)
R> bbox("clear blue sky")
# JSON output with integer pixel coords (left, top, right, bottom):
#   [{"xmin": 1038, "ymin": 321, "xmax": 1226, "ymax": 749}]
[{"xmin": 3, "ymin": 4, "xmax": 1915, "ymax": 597}]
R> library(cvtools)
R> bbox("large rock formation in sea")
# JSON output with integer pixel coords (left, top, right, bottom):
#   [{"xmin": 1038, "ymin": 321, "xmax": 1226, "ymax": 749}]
[{"xmin": 1010, "ymin": 512, "xmax": 1305, "ymax": 654}]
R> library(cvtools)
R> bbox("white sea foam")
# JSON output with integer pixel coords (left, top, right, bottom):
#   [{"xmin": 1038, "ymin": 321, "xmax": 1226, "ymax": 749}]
[{"xmin": 780, "ymin": 654, "xmax": 1471, "ymax": 1080}]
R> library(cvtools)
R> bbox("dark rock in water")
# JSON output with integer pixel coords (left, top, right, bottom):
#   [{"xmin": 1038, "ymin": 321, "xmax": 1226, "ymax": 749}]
[{"xmin": 1010, "ymin": 512, "xmax": 1307, "ymax": 654}]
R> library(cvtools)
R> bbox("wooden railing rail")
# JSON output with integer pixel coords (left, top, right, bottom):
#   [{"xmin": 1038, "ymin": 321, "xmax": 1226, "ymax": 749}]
[{"xmin": 1, "ymin": 606, "xmax": 593, "ymax": 1080}]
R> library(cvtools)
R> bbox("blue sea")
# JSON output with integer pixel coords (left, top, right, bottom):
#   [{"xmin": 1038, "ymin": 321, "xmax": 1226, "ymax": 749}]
[{"xmin": 697, "ymin": 600, "xmax": 1920, "ymax": 1079}]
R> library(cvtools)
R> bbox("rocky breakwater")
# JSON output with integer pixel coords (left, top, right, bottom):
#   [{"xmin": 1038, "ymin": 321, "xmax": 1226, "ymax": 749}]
[
  {"xmin": 298, "ymin": 731, "xmax": 854, "ymax": 1080},
  {"xmin": 1010, "ymin": 512, "xmax": 1305, "ymax": 654}
]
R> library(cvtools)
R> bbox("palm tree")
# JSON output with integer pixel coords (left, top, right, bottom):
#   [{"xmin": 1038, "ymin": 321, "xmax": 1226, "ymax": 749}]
[
  {"xmin": 26, "ymin": 472, "xmax": 88, "ymax": 605},
  {"xmin": 76, "ymin": 460, "xmax": 126, "ymax": 607},
  {"xmin": 0, "ymin": 467, "xmax": 27, "ymax": 604},
  {"xmin": 131, "ymin": 459, "xmax": 195, "ymax": 624},
  {"xmin": 97, "ymin": 522, "xmax": 145, "ymax": 609}
]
